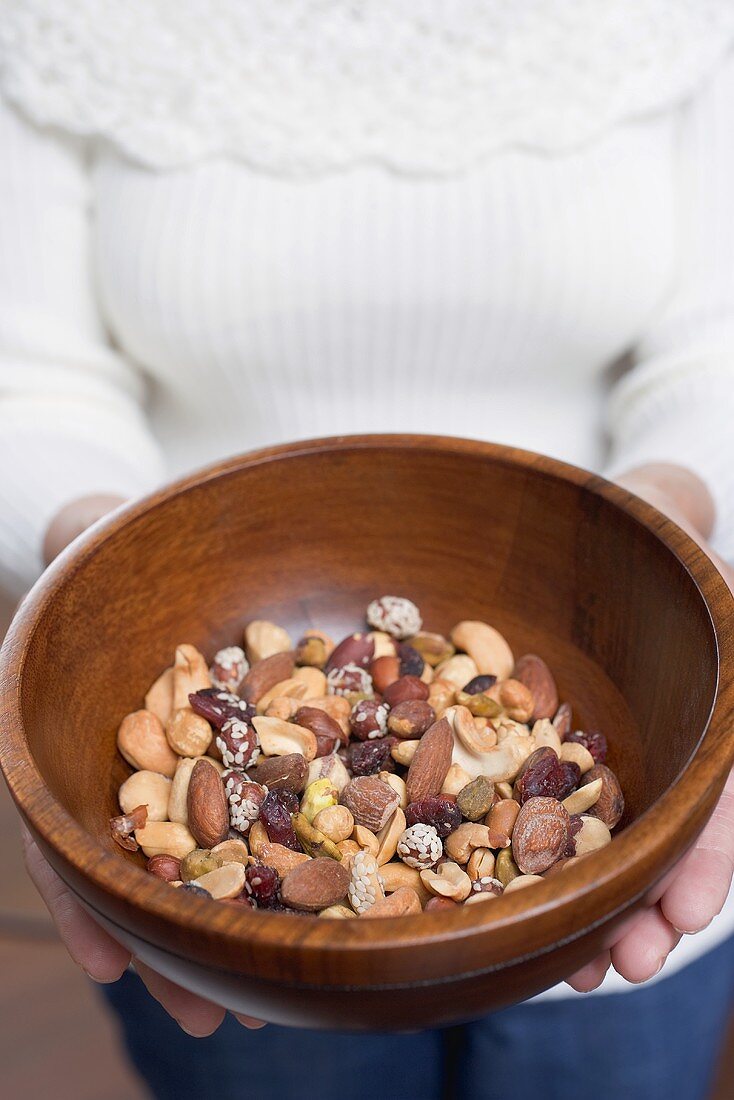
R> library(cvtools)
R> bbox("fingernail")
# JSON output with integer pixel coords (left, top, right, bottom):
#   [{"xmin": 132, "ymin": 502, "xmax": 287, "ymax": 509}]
[{"xmin": 672, "ymin": 918, "xmax": 711, "ymax": 935}]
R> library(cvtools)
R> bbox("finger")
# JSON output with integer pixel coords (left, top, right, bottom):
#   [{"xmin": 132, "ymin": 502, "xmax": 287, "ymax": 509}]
[
  {"xmin": 611, "ymin": 904, "xmax": 681, "ymax": 983},
  {"xmin": 22, "ymin": 825, "xmax": 130, "ymax": 982},
  {"xmin": 565, "ymin": 950, "xmax": 611, "ymax": 992},
  {"xmin": 134, "ymin": 961, "xmax": 226, "ymax": 1037},
  {"xmin": 661, "ymin": 770, "xmax": 734, "ymax": 934},
  {"xmin": 233, "ymin": 1013, "xmax": 268, "ymax": 1029}
]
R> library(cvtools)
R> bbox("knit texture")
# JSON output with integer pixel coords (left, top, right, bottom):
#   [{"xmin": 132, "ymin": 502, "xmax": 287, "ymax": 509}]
[{"xmin": 1, "ymin": 0, "xmax": 733, "ymax": 174}]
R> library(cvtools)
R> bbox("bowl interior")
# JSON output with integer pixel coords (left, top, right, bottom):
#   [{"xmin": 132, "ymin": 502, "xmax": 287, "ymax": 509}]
[{"xmin": 16, "ymin": 440, "xmax": 718, "ymax": 876}]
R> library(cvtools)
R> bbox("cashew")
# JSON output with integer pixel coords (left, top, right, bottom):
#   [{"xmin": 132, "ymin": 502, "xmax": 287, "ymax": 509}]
[
  {"xmin": 444, "ymin": 823, "xmax": 492, "ymax": 865},
  {"xmin": 144, "ymin": 666, "xmax": 175, "ymax": 727},
  {"xmin": 434, "ymin": 654, "xmax": 479, "ymax": 690},
  {"xmin": 531, "ymin": 718, "xmax": 562, "ymax": 757},
  {"xmin": 391, "ymin": 739, "xmax": 420, "ymax": 766},
  {"xmin": 292, "ymin": 667, "xmax": 327, "ymax": 696},
  {"xmin": 319, "ymin": 904, "xmax": 357, "ymax": 919},
  {"xmin": 379, "ymin": 862, "xmax": 432, "ymax": 906},
  {"xmin": 420, "ymin": 860, "xmax": 472, "ymax": 902},
  {"xmin": 451, "ymin": 706, "xmax": 499, "ymax": 754},
  {"xmin": 450, "ymin": 621, "xmax": 514, "ymax": 679},
  {"xmin": 118, "ymin": 771, "xmax": 171, "ymax": 821},
  {"xmin": 440, "ymin": 763, "xmax": 474, "ymax": 798},
  {"xmin": 252, "ymin": 716, "xmax": 317, "ymax": 761},
  {"xmin": 135, "ymin": 822, "xmax": 197, "ymax": 859},
  {"xmin": 172, "ymin": 644, "xmax": 212, "ymax": 711},
  {"xmin": 256, "ymin": 678, "xmax": 309, "ymax": 715},
  {"xmin": 244, "ymin": 620, "xmax": 292, "ymax": 663}
]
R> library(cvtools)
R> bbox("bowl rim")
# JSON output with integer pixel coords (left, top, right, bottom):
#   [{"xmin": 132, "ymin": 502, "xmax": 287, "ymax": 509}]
[{"xmin": 2, "ymin": 433, "xmax": 734, "ymax": 979}]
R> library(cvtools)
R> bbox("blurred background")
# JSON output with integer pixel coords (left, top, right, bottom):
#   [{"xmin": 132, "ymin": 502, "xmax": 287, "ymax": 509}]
[{"xmin": 0, "ymin": 576, "xmax": 733, "ymax": 1098}]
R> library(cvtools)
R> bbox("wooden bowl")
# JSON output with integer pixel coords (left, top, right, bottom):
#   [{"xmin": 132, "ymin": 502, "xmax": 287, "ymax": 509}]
[{"xmin": 2, "ymin": 435, "xmax": 733, "ymax": 1030}]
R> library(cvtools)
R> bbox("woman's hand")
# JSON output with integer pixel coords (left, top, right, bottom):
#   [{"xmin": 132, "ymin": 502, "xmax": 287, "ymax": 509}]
[
  {"xmin": 29, "ymin": 494, "xmax": 264, "ymax": 1034},
  {"xmin": 42, "ymin": 493, "xmax": 130, "ymax": 565},
  {"xmin": 567, "ymin": 463, "xmax": 734, "ymax": 991}
]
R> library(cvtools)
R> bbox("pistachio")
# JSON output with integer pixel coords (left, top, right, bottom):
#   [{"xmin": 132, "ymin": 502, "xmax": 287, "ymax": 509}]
[
  {"xmin": 495, "ymin": 847, "xmax": 521, "ymax": 887},
  {"xmin": 300, "ymin": 778, "xmax": 338, "ymax": 822},
  {"xmin": 293, "ymin": 812, "xmax": 343, "ymax": 860}
]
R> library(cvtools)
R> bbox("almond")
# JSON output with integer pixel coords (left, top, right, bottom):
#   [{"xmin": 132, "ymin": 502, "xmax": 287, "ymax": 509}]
[
  {"xmin": 513, "ymin": 654, "xmax": 559, "ymax": 721},
  {"xmin": 249, "ymin": 752, "xmax": 308, "ymax": 793},
  {"xmin": 580, "ymin": 764, "xmax": 624, "ymax": 828},
  {"xmin": 387, "ymin": 700, "xmax": 436, "ymax": 738},
  {"xmin": 360, "ymin": 886, "xmax": 422, "ymax": 918},
  {"xmin": 187, "ymin": 759, "xmax": 229, "ymax": 848},
  {"xmin": 325, "ymin": 633, "xmax": 375, "ymax": 673},
  {"xmin": 341, "ymin": 776, "xmax": 400, "ymax": 832},
  {"xmin": 280, "ymin": 857, "xmax": 351, "ymax": 911},
  {"xmin": 240, "ymin": 651, "xmax": 295, "ymax": 704},
  {"xmin": 405, "ymin": 718, "xmax": 453, "ymax": 803},
  {"xmin": 512, "ymin": 796, "xmax": 570, "ymax": 874},
  {"xmin": 294, "ymin": 706, "xmax": 348, "ymax": 745}
]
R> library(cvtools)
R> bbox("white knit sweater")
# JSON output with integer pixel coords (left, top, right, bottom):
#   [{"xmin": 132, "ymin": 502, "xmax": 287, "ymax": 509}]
[{"xmin": 1, "ymin": 0, "xmax": 734, "ymax": 990}]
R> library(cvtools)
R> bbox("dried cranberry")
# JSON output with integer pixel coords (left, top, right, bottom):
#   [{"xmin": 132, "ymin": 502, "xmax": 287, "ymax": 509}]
[
  {"xmin": 565, "ymin": 813, "xmax": 584, "ymax": 856},
  {"xmin": 462, "ymin": 674, "xmax": 498, "ymax": 695},
  {"xmin": 245, "ymin": 863, "xmax": 281, "ymax": 907},
  {"xmin": 215, "ymin": 717, "xmax": 260, "ymax": 769},
  {"xmin": 259, "ymin": 790, "xmax": 301, "ymax": 851},
  {"xmin": 348, "ymin": 738, "xmax": 395, "ymax": 776},
  {"xmin": 189, "ymin": 688, "xmax": 254, "ymax": 730},
  {"xmin": 515, "ymin": 743, "xmax": 581, "ymax": 805},
  {"xmin": 567, "ymin": 730, "xmax": 608, "ymax": 764},
  {"xmin": 273, "ymin": 788, "xmax": 300, "ymax": 815},
  {"xmin": 397, "ymin": 643, "xmax": 425, "ymax": 678},
  {"xmin": 349, "ymin": 699, "xmax": 389, "ymax": 741},
  {"xmin": 405, "ymin": 797, "xmax": 462, "ymax": 838},
  {"xmin": 558, "ymin": 761, "xmax": 581, "ymax": 798}
]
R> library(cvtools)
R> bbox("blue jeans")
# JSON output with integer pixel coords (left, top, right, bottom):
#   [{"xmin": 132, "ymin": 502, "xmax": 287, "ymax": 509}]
[{"xmin": 102, "ymin": 936, "xmax": 734, "ymax": 1100}]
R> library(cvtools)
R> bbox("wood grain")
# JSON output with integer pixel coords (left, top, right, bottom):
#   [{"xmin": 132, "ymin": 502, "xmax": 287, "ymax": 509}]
[{"xmin": 1, "ymin": 434, "xmax": 733, "ymax": 1030}]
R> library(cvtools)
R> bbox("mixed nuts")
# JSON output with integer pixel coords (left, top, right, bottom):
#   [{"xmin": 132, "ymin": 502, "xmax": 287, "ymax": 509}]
[{"xmin": 110, "ymin": 598, "xmax": 624, "ymax": 918}]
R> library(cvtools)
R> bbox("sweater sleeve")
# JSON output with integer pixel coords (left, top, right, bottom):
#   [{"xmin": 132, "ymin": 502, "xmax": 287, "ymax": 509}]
[
  {"xmin": 0, "ymin": 98, "xmax": 166, "ymax": 596},
  {"xmin": 605, "ymin": 49, "xmax": 734, "ymax": 563}
]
